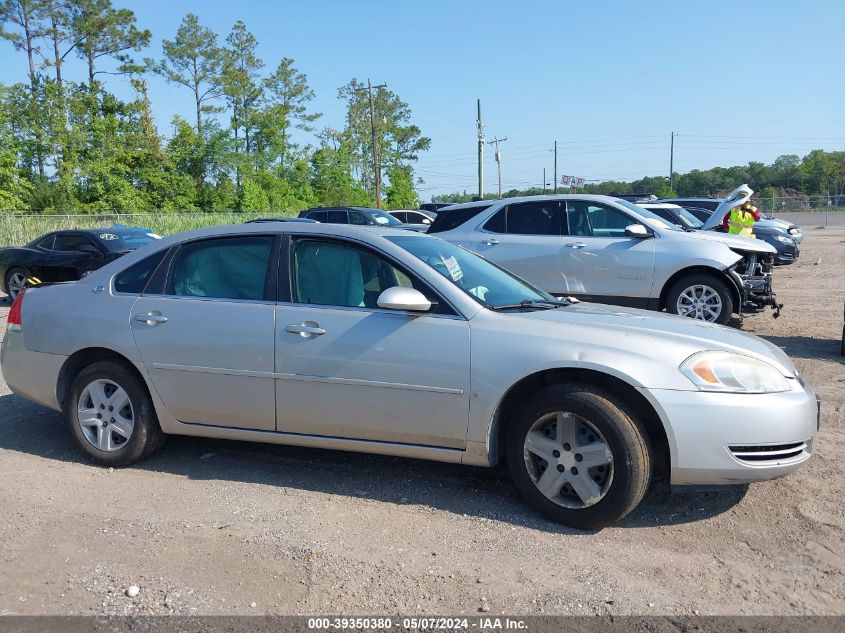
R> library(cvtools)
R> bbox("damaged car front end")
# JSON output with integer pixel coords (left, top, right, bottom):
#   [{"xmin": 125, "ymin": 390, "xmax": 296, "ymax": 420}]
[{"xmin": 726, "ymin": 247, "xmax": 782, "ymax": 319}]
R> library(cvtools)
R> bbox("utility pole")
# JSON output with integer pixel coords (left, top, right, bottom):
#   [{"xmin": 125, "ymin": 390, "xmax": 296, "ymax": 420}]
[
  {"xmin": 356, "ymin": 79, "xmax": 387, "ymax": 207},
  {"xmin": 553, "ymin": 140, "xmax": 558, "ymax": 194},
  {"xmin": 488, "ymin": 136, "xmax": 507, "ymax": 199},
  {"xmin": 476, "ymin": 99, "xmax": 484, "ymax": 199},
  {"xmin": 543, "ymin": 168, "xmax": 547, "ymax": 193},
  {"xmin": 669, "ymin": 131, "xmax": 675, "ymax": 192}
]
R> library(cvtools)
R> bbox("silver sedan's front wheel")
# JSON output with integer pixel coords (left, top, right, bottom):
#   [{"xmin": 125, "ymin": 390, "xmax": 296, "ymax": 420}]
[
  {"xmin": 77, "ymin": 379, "xmax": 135, "ymax": 452},
  {"xmin": 675, "ymin": 284, "xmax": 722, "ymax": 322},
  {"xmin": 523, "ymin": 412, "xmax": 614, "ymax": 508}
]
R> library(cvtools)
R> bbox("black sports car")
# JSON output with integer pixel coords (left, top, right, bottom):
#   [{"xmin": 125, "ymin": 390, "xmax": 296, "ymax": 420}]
[{"xmin": 0, "ymin": 227, "xmax": 161, "ymax": 300}]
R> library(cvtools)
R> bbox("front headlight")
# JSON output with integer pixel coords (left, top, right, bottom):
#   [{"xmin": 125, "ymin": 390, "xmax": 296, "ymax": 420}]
[
  {"xmin": 774, "ymin": 234, "xmax": 794, "ymax": 243},
  {"xmin": 680, "ymin": 351, "xmax": 791, "ymax": 393}
]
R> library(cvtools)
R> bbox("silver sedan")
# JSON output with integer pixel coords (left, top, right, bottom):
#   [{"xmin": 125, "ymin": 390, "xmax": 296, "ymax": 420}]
[{"xmin": 1, "ymin": 223, "xmax": 819, "ymax": 528}]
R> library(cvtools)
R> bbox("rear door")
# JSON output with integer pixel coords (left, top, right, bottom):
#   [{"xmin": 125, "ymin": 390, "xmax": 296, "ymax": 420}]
[
  {"xmin": 274, "ymin": 236, "xmax": 471, "ymax": 448},
  {"xmin": 562, "ymin": 201, "xmax": 656, "ymax": 301},
  {"xmin": 130, "ymin": 234, "xmax": 278, "ymax": 430},
  {"xmin": 469, "ymin": 200, "xmax": 566, "ymax": 293}
]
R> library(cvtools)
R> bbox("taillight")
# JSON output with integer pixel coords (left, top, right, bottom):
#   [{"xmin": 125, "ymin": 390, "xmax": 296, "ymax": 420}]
[{"xmin": 7, "ymin": 289, "xmax": 24, "ymax": 332}]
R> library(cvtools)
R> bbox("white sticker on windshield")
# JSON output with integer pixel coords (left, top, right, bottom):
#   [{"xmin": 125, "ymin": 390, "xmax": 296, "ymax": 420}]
[
  {"xmin": 440, "ymin": 255, "xmax": 464, "ymax": 282},
  {"xmin": 374, "ymin": 216, "xmax": 389, "ymax": 225},
  {"xmin": 99, "ymin": 233, "xmax": 118, "ymax": 240}
]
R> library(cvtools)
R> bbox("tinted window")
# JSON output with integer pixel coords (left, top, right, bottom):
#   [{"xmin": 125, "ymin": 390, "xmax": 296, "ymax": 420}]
[
  {"xmin": 672, "ymin": 199, "xmax": 719, "ymax": 211},
  {"xmin": 36, "ymin": 236, "xmax": 55, "ymax": 250},
  {"xmin": 504, "ymin": 201, "xmax": 561, "ymax": 235},
  {"xmin": 390, "ymin": 212, "xmax": 407, "ymax": 223},
  {"xmin": 167, "ymin": 236, "xmax": 273, "ymax": 301},
  {"xmin": 349, "ymin": 211, "xmax": 370, "ymax": 225},
  {"xmin": 427, "ymin": 204, "xmax": 493, "ymax": 233},
  {"xmin": 114, "ymin": 249, "xmax": 167, "ymax": 294},
  {"xmin": 53, "ymin": 234, "xmax": 96, "ymax": 251},
  {"xmin": 650, "ymin": 208, "xmax": 679, "ymax": 225},
  {"xmin": 291, "ymin": 239, "xmax": 414, "ymax": 309},
  {"xmin": 483, "ymin": 209, "xmax": 506, "ymax": 233},
  {"xmin": 326, "ymin": 210, "xmax": 348, "ymax": 224},
  {"xmin": 306, "ymin": 210, "xmax": 327, "ymax": 222},
  {"xmin": 566, "ymin": 202, "xmax": 633, "ymax": 238},
  {"xmin": 683, "ymin": 206, "xmax": 712, "ymax": 222}
]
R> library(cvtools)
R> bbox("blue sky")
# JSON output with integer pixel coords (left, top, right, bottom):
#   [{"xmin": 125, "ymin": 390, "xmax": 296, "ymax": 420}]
[{"xmin": 1, "ymin": 0, "xmax": 843, "ymax": 200}]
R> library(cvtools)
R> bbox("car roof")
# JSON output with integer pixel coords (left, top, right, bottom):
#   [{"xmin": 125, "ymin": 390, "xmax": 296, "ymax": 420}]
[
  {"xmin": 439, "ymin": 194, "xmax": 631, "ymax": 211},
  {"xmin": 637, "ymin": 203, "xmax": 684, "ymax": 209},
  {"xmin": 304, "ymin": 206, "xmax": 381, "ymax": 213}
]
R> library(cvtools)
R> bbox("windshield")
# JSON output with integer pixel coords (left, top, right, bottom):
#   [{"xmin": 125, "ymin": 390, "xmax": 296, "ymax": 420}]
[
  {"xmin": 99, "ymin": 231, "xmax": 161, "ymax": 251},
  {"xmin": 368, "ymin": 210, "xmax": 403, "ymax": 226},
  {"xmin": 671, "ymin": 206, "xmax": 704, "ymax": 229},
  {"xmin": 386, "ymin": 235, "xmax": 554, "ymax": 309},
  {"xmin": 614, "ymin": 199, "xmax": 682, "ymax": 231}
]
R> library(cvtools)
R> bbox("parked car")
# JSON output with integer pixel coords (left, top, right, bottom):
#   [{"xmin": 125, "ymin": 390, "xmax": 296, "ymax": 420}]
[
  {"xmin": 297, "ymin": 206, "xmax": 424, "ymax": 231},
  {"xmin": 419, "ymin": 202, "xmax": 454, "ymax": 213},
  {"xmin": 1, "ymin": 223, "xmax": 819, "ymax": 528},
  {"xmin": 659, "ymin": 190, "xmax": 803, "ymax": 245},
  {"xmin": 0, "ymin": 227, "xmax": 161, "ymax": 300},
  {"xmin": 244, "ymin": 217, "xmax": 319, "ymax": 224},
  {"xmin": 388, "ymin": 209, "xmax": 436, "ymax": 230},
  {"xmin": 638, "ymin": 202, "xmax": 800, "ymax": 265},
  {"xmin": 429, "ymin": 194, "xmax": 780, "ymax": 324}
]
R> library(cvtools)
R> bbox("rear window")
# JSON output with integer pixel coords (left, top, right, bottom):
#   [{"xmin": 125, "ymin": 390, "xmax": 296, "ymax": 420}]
[{"xmin": 427, "ymin": 204, "xmax": 492, "ymax": 233}]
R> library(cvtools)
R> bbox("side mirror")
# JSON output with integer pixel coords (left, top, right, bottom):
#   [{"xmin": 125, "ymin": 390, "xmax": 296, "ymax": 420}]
[
  {"xmin": 625, "ymin": 224, "xmax": 650, "ymax": 238},
  {"xmin": 377, "ymin": 286, "xmax": 432, "ymax": 312}
]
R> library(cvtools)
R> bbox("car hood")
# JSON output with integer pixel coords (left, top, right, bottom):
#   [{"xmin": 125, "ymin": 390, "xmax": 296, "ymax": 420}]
[
  {"xmin": 510, "ymin": 302, "xmax": 795, "ymax": 376},
  {"xmin": 678, "ymin": 229, "xmax": 777, "ymax": 254}
]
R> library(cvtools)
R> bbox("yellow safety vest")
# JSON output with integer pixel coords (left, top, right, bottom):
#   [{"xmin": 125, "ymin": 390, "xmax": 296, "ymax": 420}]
[{"xmin": 728, "ymin": 208, "xmax": 755, "ymax": 238}]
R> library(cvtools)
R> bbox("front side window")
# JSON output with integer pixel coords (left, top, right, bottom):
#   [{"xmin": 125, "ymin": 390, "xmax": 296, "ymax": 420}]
[
  {"xmin": 387, "ymin": 235, "xmax": 553, "ymax": 309},
  {"xmin": 53, "ymin": 234, "xmax": 97, "ymax": 252},
  {"xmin": 326, "ymin": 210, "xmax": 348, "ymax": 224},
  {"xmin": 166, "ymin": 236, "xmax": 273, "ymax": 301},
  {"xmin": 367, "ymin": 210, "xmax": 403, "ymax": 226},
  {"xmin": 291, "ymin": 239, "xmax": 413, "ymax": 309},
  {"xmin": 566, "ymin": 202, "xmax": 637, "ymax": 238},
  {"xmin": 349, "ymin": 211, "xmax": 370, "ymax": 225}
]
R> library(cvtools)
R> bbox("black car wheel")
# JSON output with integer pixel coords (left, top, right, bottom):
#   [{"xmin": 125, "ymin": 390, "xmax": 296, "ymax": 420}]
[{"xmin": 4, "ymin": 267, "xmax": 30, "ymax": 300}]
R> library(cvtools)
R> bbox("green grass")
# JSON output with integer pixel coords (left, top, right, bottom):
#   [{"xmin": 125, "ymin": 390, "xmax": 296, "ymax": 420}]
[{"xmin": 0, "ymin": 211, "xmax": 298, "ymax": 246}]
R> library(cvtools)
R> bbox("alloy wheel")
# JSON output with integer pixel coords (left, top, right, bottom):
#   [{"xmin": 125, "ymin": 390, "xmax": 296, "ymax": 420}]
[
  {"xmin": 7, "ymin": 271, "xmax": 27, "ymax": 300},
  {"xmin": 676, "ymin": 284, "xmax": 722, "ymax": 322},
  {"xmin": 77, "ymin": 379, "xmax": 135, "ymax": 452},
  {"xmin": 523, "ymin": 411, "xmax": 614, "ymax": 509}
]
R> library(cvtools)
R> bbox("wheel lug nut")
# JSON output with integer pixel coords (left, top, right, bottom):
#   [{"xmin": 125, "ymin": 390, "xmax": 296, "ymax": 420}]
[
  {"xmin": 100, "ymin": 404, "xmax": 105, "ymax": 409},
  {"xmin": 96, "ymin": 413, "xmax": 102, "ymax": 419},
  {"xmin": 108, "ymin": 406, "xmax": 113, "ymax": 412},
  {"xmin": 563, "ymin": 443, "xmax": 571, "ymax": 451},
  {"xmin": 110, "ymin": 418, "xmax": 115, "ymax": 423},
  {"xmin": 556, "ymin": 465, "xmax": 564, "ymax": 472},
  {"xmin": 570, "ymin": 467, "xmax": 578, "ymax": 475},
  {"xmin": 575, "ymin": 454, "xmax": 582, "ymax": 462},
  {"xmin": 552, "ymin": 450, "xmax": 560, "ymax": 458}
]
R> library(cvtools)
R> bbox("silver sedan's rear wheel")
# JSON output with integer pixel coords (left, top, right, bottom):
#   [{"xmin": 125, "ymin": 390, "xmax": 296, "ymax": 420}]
[
  {"xmin": 675, "ymin": 284, "xmax": 722, "ymax": 322},
  {"xmin": 68, "ymin": 360, "xmax": 166, "ymax": 466},
  {"xmin": 523, "ymin": 412, "xmax": 614, "ymax": 509},
  {"xmin": 507, "ymin": 384, "xmax": 652, "ymax": 529},
  {"xmin": 665, "ymin": 274, "xmax": 733, "ymax": 325},
  {"xmin": 77, "ymin": 379, "xmax": 135, "ymax": 452}
]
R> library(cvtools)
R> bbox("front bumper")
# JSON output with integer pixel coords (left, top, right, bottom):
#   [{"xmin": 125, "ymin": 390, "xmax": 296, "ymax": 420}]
[{"xmin": 646, "ymin": 379, "xmax": 818, "ymax": 486}]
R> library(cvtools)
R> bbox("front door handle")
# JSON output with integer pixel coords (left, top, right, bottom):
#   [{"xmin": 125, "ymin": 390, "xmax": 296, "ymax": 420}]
[
  {"xmin": 134, "ymin": 312, "xmax": 168, "ymax": 325},
  {"xmin": 285, "ymin": 322, "xmax": 326, "ymax": 337},
  {"xmin": 566, "ymin": 242, "xmax": 587, "ymax": 249},
  {"xmin": 481, "ymin": 238, "xmax": 500, "ymax": 246}
]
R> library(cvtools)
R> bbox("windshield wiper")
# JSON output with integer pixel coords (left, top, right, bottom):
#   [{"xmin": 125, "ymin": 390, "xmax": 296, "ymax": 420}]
[{"xmin": 489, "ymin": 298, "xmax": 572, "ymax": 311}]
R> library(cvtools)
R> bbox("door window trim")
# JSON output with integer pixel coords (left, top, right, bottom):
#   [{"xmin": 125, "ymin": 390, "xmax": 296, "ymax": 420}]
[{"xmin": 283, "ymin": 235, "xmax": 462, "ymax": 318}]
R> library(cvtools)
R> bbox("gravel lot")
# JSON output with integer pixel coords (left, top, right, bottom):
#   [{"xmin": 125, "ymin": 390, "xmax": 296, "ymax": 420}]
[{"xmin": 0, "ymin": 228, "xmax": 843, "ymax": 617}]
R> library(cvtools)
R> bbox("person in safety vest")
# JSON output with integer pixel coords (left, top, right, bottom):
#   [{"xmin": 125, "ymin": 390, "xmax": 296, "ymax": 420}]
[{"xmin": 722, "ymin": 200, "xmax": 761, "ymax": 237}]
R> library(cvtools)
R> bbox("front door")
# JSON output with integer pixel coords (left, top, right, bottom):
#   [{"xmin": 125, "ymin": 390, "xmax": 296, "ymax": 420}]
[
  {"xmin": 130, "ymin": 235, "xmax": 277, "ymax": 430},
  {"xmin": 274, "ymin": 237, "xmax": 471, "ymax": 448},
  {"xmin": 562, "ymin": 201, "xmax": 656, "ymax": 301},
  {"xmin": 469, "ymin": 200, "xmax": 566, "ymax": 293}
]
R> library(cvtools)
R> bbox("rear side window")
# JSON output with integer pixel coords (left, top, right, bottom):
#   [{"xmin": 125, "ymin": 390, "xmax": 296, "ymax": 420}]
[
  {"xmin": 166, "ymin": 236, "xmax": 274, "ymax": 301},
  {"xmin": 391, "ymin": 212, "xmax": 407, "ymax": 223},
  {"xmin": 305, "ymin": 210, "xmax": 327, "ymax": 222},
  {"xmin": 326, "ymin": 210, "xmax": 348, "ymax": 223},
  {"xmin": 427, "ymin": 204, "xmax": 492, "ymax": 233},
  {"xmin": 53, "ymin": 234, "xmax": 96, "ymax": 251},
  {"xmin": 114, "ymin": 249, "xmax": 167, "ymax": 294}
]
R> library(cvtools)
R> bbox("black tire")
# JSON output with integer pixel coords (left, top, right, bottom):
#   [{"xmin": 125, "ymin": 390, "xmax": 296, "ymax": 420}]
[
  {"xmin": 4, "ymin": 266, "xmax": 30, "ymax": 300},
  {"xmin": 66, "ymin": 360, "xmax": 166, "ymax": 466},
  {"xmin": 506, "ymin": 384, "xmax": 652, "ymax": 529},
  {"xmin": 665, "ymin": 273, "xmax": 734, "ymax": 325}
]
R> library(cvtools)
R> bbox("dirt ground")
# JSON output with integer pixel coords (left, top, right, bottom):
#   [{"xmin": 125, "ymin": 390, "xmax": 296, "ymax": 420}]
[{"xmin": 0, "ymin": 228, "xmax": 843, "ymax": 617}]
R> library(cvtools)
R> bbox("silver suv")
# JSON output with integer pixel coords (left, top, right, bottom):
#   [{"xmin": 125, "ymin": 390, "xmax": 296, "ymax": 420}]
[{"xmin": 429, "ymin": 194, "xmax": 780, "ymax": 324}]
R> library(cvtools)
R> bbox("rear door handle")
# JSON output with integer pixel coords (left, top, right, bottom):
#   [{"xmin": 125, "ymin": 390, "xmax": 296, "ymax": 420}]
[
  {"xmin": 285, "ymin": 322, "xmax": 326, "ymax": 337},
  {"xmin": 481, "ymin": 238, "xmax": 500, "ymax": 246},
  {"xmin": 134, "ymin": 312, "xmax": 168, "ymax": 325},
  {"xmin": 566, "ymin": 242, "xmax": 587, "ymax": 249}
]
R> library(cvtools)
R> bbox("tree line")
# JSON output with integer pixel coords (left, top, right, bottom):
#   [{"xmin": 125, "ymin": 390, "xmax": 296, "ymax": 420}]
[
  {"xmin": 0, "ymin": 1, "xmax": 428, "ymax": 212},
  {"xmin": 434, "ymin": 150, "xmax": 845, "ymax": 205}
]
